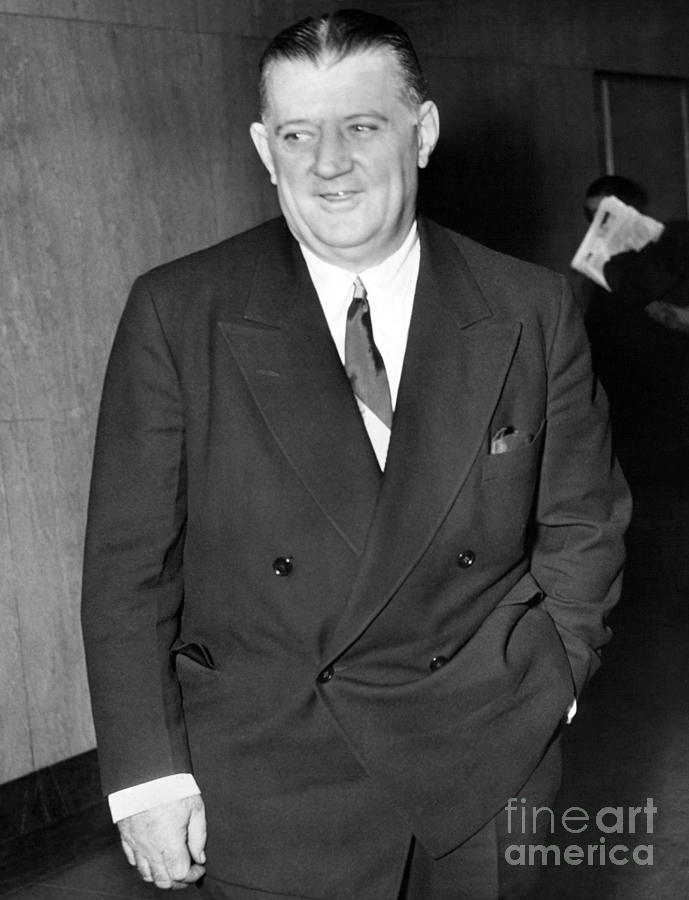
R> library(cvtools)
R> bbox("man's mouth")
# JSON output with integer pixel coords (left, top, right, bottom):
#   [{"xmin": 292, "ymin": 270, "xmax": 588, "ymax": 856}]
[{"xmin": 320, "ymin": 190, "xmax": 358, "ymax": 202}]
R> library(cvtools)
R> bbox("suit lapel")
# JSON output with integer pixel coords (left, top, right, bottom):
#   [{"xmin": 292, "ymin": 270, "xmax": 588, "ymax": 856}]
[
  {"xmin": 219, "ymin": 221, "xmax": 382, "ymax": 556},
  {"xmin": 325, "ymin": 220, "xmax": 521, "ymax": 659}
]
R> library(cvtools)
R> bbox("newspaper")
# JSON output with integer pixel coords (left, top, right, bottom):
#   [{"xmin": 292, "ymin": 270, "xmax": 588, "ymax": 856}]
[{"xmin": 570, "ymin": 195, "xmax": 665, "ymax": 290}]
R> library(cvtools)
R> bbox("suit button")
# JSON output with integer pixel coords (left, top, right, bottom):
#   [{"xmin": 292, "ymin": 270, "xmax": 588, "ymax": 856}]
[
  {"xmin": 429, "ymin": 655, "xmax": 448, "ymax": 672},
  {"xmin": 273, "ymin": 556, "xmax": 293, "ymax": 576},
  {"xmin": 317, "ymin": 666, "xmax": 334, "ymax": 683},
  {"xmin": 456, "ymin": 550, "xmax": 476, "ymax": 569}
]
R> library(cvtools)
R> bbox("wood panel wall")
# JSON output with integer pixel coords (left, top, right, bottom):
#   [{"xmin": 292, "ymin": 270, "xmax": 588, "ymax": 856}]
[
  {"xmin": 0, "ymin": 0, "xmax": 283, "ymax": 783},
  {"xmin": 1, "ymin": 0, "xmax": 688, "ymax": 784}
]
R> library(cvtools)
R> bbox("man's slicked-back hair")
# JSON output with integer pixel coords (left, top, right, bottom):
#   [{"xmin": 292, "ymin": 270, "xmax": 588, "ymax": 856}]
[{"xmin": 258, "ymin": 8, "xmax": 428, "ymax": 115}]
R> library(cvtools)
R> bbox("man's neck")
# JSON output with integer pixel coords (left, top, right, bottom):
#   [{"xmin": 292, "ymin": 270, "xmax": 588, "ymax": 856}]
[{"xmin": 298, "ymin": 220, "xmax": 418, "ymax": 278}]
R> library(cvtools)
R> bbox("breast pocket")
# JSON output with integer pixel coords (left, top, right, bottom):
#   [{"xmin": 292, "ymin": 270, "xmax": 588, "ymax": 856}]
[{"xmin": 481, "ymin": 419, "xmax": 546, "ymax": 482}]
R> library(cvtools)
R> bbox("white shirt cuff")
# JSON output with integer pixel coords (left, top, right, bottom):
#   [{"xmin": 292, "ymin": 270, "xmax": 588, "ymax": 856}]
[
  {"xmin": 565, "ymin": 697, "xmax": 578, "ymax": 724},
  {"xmin": 108, "ymin": 773, "xmax": 201, "ymax": 822}
]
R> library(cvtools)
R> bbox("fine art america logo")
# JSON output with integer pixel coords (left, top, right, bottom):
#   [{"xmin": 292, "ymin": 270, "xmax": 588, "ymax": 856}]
[{"xmin": 504, "ymin": 797, "xmax": 656, "ymax": 866}]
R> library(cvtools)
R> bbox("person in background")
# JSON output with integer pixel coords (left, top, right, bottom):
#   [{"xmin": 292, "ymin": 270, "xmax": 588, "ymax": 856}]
[
  {"xmin": 81, "ymin": 12, "xmax": 630, "ymax": 899},
  {"xmin": 585, "ymin": 175, "xmax": 689, "ymax": 323},
  {"xmin": 582, "ymin": 175, "xmax": 689, "ymax": 487}
]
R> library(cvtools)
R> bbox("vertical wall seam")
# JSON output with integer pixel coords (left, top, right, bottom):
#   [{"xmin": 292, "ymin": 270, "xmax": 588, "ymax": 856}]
[
  {"xmin": 600, "ymin": 77, "xmax": 615, "ymax": 174},
  {"xmin": 680, "ymin": 84, "xmax": 689, "ymax": 219}
]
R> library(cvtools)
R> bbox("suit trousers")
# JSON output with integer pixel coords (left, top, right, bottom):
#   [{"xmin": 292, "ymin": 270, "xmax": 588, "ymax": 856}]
[{"xmin": 196, "ymin": 738, "xmax": 561, "ymax": 900}]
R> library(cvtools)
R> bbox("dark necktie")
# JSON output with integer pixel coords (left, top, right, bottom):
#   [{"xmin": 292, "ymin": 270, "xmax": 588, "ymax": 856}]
[{"xmin": 345, "ymin": 277, "xmax": 393, "ymax": 431}]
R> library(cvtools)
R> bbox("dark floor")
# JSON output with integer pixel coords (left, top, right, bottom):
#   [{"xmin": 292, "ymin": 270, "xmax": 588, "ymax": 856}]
[
  {"xmin": 0, "ymin": 802, "xmax": 152, "ymax": 898},
  {"xmin": 2, "ymin": 482, "xmax": 688, "ymax": 899}
]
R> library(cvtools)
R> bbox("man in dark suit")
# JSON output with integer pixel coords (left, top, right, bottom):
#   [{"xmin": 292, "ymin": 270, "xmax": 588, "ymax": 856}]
[{"xmin": 81, "ymin": 10, "xmax": 630, "ymax": 899}]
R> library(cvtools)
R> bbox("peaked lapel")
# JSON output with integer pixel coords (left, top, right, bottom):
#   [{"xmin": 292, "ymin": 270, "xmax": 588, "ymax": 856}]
[
  {"xmin": 325, "ymin": 219, "xmax": 521, "ymax": 660},
  {"xmin": 219, "ymin": 220, "xmax": 382, "ymax": 555}
]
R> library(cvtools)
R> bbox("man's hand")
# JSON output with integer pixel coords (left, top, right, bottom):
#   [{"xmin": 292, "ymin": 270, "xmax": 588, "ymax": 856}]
[
  {"xmin": 645, "ymin": 300, "xmax": 689, "ymax": 334},
  {"xmin": 118, "ymin": 795, "xmax": 207, "ymax": 890}
]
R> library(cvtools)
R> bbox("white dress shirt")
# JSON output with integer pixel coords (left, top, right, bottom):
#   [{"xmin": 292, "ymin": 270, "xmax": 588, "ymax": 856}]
[{"xmin": 301, "ymin": 221, "xmax": 420, "ymax": 468}]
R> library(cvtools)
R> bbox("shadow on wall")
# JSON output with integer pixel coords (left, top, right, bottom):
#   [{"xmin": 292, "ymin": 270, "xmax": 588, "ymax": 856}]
[{"xmin": 418, "ymin": 111, "xmax": 546, "ymax": 263}]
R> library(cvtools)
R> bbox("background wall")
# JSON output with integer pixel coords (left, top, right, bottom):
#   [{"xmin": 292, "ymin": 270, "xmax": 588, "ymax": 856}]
[{"xmin": 1, "ymin": 0, "xmax": 688, "ymax": 787}]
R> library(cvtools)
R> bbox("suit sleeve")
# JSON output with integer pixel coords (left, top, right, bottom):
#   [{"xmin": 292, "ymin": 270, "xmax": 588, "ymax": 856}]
[
  {"xmin": 81, "ymin": 277, "xmax": 192, "ymax": 794},
  {"xmin": 534, "ymin": 276, "xmax": 631, "ymax": 696}
]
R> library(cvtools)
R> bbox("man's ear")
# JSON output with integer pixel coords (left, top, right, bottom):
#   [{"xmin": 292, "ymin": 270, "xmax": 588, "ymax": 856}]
[
  {"xmin": 416, "ymin": 100, "xmax": 439, "ymax": 169},
  {"xmin": 250, "ymin": 121, "xmax": 277, "ymax": 185}
]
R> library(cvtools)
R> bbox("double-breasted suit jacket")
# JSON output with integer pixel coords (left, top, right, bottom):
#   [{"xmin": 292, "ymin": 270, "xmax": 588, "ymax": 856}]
[{"xmin": 82, "ymin": 216, "xmax": 630, "ymax": 898}]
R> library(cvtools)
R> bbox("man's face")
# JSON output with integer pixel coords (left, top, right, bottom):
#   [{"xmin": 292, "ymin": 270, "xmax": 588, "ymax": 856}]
[{"xmin": 251, "ymin": 50, "xmax": 439, "ymax": 270}]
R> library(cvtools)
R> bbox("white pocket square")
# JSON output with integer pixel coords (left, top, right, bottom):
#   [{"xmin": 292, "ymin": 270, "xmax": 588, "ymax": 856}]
[{"xmin": 490, "ymin": 427, "xmax": 534, "ymax": 455}]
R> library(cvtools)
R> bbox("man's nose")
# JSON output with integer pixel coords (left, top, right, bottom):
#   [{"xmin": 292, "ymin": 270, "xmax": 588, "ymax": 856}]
[{"xmin": 313, "ymin": 127, "xmax": 352, "ymax": 178}]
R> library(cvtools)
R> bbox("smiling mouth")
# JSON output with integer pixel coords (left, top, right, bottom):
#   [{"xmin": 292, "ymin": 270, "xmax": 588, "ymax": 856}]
[{"xmin": 320, "ymin": 190, "xmax": 358, "ymax": 202}]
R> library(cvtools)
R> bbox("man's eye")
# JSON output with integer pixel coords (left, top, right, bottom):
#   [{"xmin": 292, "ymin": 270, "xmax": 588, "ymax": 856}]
[
  {"xmin": 283, "ymin": 131, "xmax": 313, "ymax": 143},
  {"xmin": 351, "ymin": 123, "xmax": 377, "ymax": 134}
]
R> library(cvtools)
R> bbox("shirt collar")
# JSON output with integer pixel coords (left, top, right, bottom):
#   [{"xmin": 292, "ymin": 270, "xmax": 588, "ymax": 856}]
[
  {"xmin": 299, "ymin": 222, "xmax": 419, "ymax": 300},
  {"xmin": 358, "ymin": 221, "xmax": 419, "ymax": 295}
]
